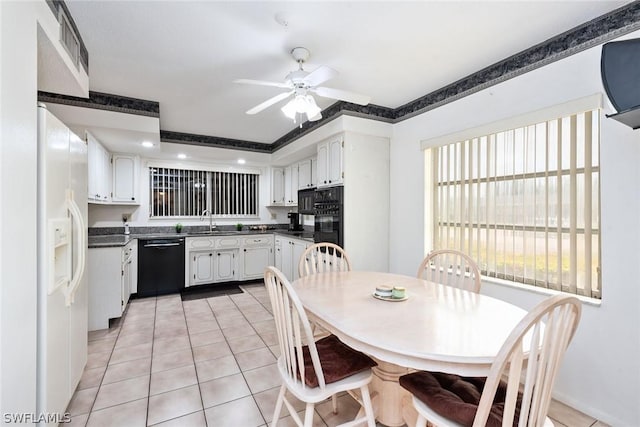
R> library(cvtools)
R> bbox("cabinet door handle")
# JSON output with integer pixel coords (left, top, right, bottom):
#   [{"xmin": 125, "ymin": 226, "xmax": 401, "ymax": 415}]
[{"xmin": 209, "ymin": 253, "xmax": 212, "ymax": 257}]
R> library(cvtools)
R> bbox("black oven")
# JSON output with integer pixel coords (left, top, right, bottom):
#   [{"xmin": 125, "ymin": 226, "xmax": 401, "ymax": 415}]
[
  {"xmin": 298, "ymin": 188, "xmax": 316, "ymax": 215},
  {"xmin": 314, "ymin": 186, "xmax": 343, "ymax": 247}
]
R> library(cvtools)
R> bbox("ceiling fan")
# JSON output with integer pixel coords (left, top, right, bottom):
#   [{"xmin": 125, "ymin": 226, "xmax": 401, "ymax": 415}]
[{"xmin": 234, "ymin": 47, "xmax": 371, "ymax": 123}]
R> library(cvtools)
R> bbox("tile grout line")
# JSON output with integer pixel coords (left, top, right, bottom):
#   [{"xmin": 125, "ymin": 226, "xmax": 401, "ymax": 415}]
[
  {"xmin": 182, "ymin": 294, "xmax": 210, "ymax": 427},
  {"xmin": 77, "ymin": 306, "xmax": 128, "ymax": 426},
  {"xmin": 208, "ymin": 290, "xmax": 276, "ymax": 425},
  {"xmin": 144, "ymin": 296, "xmax": 159, "ymax": 427}
]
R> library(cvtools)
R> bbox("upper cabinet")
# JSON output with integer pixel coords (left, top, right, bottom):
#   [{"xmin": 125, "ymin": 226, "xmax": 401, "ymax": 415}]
[
  {"xmin": 87, "ymin": 132, "xmax": 111, "ymax": 203},
  {"xmin": 112, "ymin": 154, "xmax": 139, "ymax": 204},
  {"xmin": 270, "ymin": 167, "xmax": 285, "ymax": 206},
  {"xmin": 297, "ymin": 158, "xmax": 316, "ymax": 189},
  {"xmin": 271, "ymin": 162, "xmax": 310, "ymax": 206},
  {"xmin": 87, "ymin": 132, "xmax": 139, "ymax": 205},
  {"xmin": 284, "ymin": 165, "xmax": 298, "ymax": 206},
  {"xmin": 317, "ymin": 136, "xmax": 343, "ymax": 187}
]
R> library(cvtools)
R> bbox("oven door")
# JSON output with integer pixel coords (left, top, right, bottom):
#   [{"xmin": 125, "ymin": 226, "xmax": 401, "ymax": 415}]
[{"xmin": 314, "ymin": 213, "xmax": 342, "ymax": 246}]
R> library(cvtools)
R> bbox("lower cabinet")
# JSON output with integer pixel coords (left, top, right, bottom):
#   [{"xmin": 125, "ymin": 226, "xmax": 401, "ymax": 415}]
[
  {"xmin": 241, "ymin": 235, "xmax": 274, "ymax": 280},
  {"xmin": 214, "ymin": 249, "xmax": 238, "ymax": 282},
  {"xmin": 187, "ymin": 234, "xmax": 274, "ymax": 286},
  {"xmin": 191, "ymin": 251, "xmax": 215, "ymax": 285},
  {"xmin": 88, "ymin": 239, "xmax": 137, "ymax": 331},
  {"xmin": 275, "ymin": 236, "xmax": 311, "ymax": 281}
]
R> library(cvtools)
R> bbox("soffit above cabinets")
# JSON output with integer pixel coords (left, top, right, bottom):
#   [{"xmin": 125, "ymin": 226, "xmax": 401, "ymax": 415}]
[{"xmin": 46, "ymin": 103, "xmax": 160, "ymax": 156}]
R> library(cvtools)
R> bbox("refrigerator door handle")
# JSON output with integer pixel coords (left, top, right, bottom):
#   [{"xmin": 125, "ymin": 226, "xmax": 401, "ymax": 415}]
[{"xmin": 64, "ymin": 189, "xmax": 86, "ymax": 307}]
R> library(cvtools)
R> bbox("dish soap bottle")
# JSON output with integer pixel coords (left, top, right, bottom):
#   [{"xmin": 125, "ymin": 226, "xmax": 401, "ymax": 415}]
[{"xmin": 124, "ymin": 223, "xmax": 130, "ymax": 235}]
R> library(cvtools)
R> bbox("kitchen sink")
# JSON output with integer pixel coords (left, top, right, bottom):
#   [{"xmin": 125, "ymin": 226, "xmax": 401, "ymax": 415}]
[{"xmin": 189, "ymin": 230, "xmax": 222, "ymax": 235}]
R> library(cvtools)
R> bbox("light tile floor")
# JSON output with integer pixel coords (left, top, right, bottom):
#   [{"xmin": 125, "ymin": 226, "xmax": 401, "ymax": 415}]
[{"xmin": 67, "ymin": 283, "xmax": 609, "ymax": 427}]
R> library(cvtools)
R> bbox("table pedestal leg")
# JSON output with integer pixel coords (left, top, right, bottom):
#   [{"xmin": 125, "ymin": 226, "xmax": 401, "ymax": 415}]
[{"xmin": 368, "ymin": 359, "xmax": 415, "ymax": 427}]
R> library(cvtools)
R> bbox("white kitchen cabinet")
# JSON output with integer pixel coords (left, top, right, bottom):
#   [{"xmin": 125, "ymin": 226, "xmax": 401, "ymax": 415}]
[
  {"xmin": 275, "ymin": 238, "xmax": 283, "ymax": 273},
  {"xmin": 311, "ymin": 157, "xmax": 317, "ymax": 188},
  {"xmin": 129, "ymin": 240, "xmax": 138, "ymax": 293},
  {"xmin": 88, "ymin": 239, "xmax": 137, "ymax": 331},
  {"xmin": 121, "ymin": 240, "xmax": 135, "ymax": 307},
  {"xmin": 284, "ymin": 165, "xmax": 299, "ymax": 206},
  {"xmin": 214, "ymin": 250, "xmax": 237, "ymax": 282},
  {"xmin": 275, "ymin": 235, "xmax": 311, "ymax": 281},
  {"xmin": 241, "ymin": 235, "xmax": 274, "ymax": 280},
  {"xmin": 87, "ymin": 132, "xmax": 111, "ymax": 203},
  {"xmin": 190, "ymin": 251, "xmax": 215, "ymax": 285},
  {"xmin": 298, "ymin": 158, "xmax": 316, "ymax": 189},
  {"xmin": 186, "ymin": 236, "xmax": 243, "ymax": 285},
  {"xmin": 270, "ymin": 167, "xmax": 285, "ymax": 205},
  {"xmin": 112, "ymin": 154, "xmax": 139, "ymax": 204},
  {"xmin": 317, "ymin": 136, "xmax": 343, "ymax": 187}
]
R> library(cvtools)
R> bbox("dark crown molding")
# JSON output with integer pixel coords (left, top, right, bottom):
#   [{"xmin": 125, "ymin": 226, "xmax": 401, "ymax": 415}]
[
  {"xmin": 160, "ymin": 131, "xmax": 271, "ymax": 153},
  {"xmin": 40, "ymin": 1, "xmax": 640, "ymax": 153},
  {"xmin": 38, "ymin": 91, "xmax": 160, "ymax": 117}
]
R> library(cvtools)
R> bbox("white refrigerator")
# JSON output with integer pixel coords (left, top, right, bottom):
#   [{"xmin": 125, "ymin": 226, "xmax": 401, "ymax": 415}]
[{"xmin": 37, "ymin": 103, "xmax": 88, "ymax": 424}]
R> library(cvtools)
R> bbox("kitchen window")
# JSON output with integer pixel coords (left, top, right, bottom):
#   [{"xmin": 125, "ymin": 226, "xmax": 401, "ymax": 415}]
[
  {"xmin": 427, "ymin": 96, "xmax": 601, "ymax": 299},
  {"xmin": 149, "ymin": 167, "xmax": 259, "ymax": 218}
]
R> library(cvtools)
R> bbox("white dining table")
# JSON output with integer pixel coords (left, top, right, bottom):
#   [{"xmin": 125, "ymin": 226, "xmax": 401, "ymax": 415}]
[{"xmin": 292, "ymin": 271, "xmax": 529, "ymax": 427}]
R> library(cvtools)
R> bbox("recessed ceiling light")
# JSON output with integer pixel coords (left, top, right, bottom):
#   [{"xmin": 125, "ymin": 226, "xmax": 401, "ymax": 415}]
[
  {"xmin": 141, "ymin": 141, "xmax": 154, "ymax": 148},
  {"xmin": 177, "ymin": 153, "xmax": 187, "ymax": 159},
  {"xmin": 237, "ymin": 158, "xmax": 246, "ymax": 164}
]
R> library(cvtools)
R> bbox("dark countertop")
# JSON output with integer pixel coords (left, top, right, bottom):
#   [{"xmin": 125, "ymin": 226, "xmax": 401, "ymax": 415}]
[{"xmin": 88, "ymin": 229, "xmax": 314, "ymax": 248}]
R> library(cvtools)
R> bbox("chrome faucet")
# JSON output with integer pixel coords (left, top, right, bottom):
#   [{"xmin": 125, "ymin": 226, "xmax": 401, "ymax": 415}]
[{"xmin": 200, "ymin": 209, "xmax": 216, "ymax": 232}]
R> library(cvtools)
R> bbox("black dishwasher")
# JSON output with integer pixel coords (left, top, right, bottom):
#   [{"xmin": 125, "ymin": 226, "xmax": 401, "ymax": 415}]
[{"xmin": 138, "ymin": 238, "xmax": 185, "ymax": 297}]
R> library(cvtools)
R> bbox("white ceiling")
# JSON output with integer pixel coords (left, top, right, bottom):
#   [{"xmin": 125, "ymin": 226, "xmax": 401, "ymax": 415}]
[{"xmin": 65, "ymin": 0, "xmax": 629, "ymax": 145}]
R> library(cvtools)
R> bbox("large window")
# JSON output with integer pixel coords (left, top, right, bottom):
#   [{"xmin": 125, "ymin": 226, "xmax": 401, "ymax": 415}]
[
  {"xmin": 432, "ymin": 108, "xmax": 600, "ymax": 298},
  {"xmin": 149, "ymin": 167, "xmax": 259, "ymax": 218}
]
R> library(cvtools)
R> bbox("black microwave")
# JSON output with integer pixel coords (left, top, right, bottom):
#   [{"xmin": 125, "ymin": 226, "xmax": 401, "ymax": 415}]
[{"xmin": 298, "ymin": 188, "xmax": 316, "ymax": 214}]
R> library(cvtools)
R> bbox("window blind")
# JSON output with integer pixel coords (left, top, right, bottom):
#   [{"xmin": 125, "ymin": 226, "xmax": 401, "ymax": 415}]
[
  {"xmin": 149, "ymin": 167, "xmax": 259, "ymax": 218},
  {"xmin": 432, "ymin": 109, "xmax": 601, "ymax": 298}
]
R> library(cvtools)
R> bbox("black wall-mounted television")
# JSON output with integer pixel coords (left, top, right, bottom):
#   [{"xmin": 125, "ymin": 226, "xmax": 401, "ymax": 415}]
[{"xmin": 601, "ymin": 38, "xmax": 640, "ymax": 113}]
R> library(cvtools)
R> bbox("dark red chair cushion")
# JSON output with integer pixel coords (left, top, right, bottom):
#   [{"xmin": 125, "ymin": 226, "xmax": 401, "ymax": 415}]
[
  {"xmin": 299, "ymin": 335, "xmax": 377, "ymax": 388},
  {"xmin": 399, "ymin": 371, "xmax": 520, "ymax": 427}
]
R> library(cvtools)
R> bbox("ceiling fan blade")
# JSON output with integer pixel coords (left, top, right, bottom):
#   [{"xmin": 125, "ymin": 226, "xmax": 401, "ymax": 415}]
[
  {"xmin": 303, "ymin": 66, "xmax": 338, "ymax": 87},
  {"xmin": 313, "ymin": 86, "xmax": 371, "ymax": 106},
  {"xmin": 246, "ymin": 91, "xmax": 294, "ymax": 115},
  {"xmin": 234, "ymin": 79, "xmax": 292, "ymax": 89}
]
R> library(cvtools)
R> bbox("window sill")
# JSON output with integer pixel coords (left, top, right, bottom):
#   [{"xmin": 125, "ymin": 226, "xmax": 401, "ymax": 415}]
[{"xmin": 481, "ymin": 275, "xmax": 602, "ymax": 307}]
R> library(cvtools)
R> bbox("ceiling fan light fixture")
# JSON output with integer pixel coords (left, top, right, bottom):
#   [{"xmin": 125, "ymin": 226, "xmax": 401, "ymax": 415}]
[
  {"xmin": 281, "ymin": 94, "xmax": 321, "ymax": 122},
  {"xmin": 309, "ymin": 112, "xmax": 322, "ymax": 122}
]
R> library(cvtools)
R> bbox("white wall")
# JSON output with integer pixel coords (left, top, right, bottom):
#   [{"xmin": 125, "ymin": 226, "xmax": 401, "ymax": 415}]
[
  {"xmin": 1, "ymin": 0, "xmax": 89, "ymax": 416},
  {"xmin": 1, "ymin": 1, "xmax": 42, "ymax": 417},
  {"xmin": 0, "ymin": 2, "xmax": 39, "ymax": 416},
  {"xmin": 390, "ymin": 32, "xmax": 640, "ymax": 426}
]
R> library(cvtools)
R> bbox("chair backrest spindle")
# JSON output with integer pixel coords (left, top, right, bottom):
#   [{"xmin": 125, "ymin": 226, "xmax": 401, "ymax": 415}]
[
  {"xmin": 417, "ymin": 249, "xmax": 481, "ymax": 293},
  {"xmin": 299, "ymin": 242, "xmax": 352, "ymax": 278}
]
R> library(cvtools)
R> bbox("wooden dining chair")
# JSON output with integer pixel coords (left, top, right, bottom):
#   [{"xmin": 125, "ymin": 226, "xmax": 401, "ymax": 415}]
[
  {"xmin": 298, "ymin": 242, "xmax": 352, "ymax": 278},
  {"xmin": 400, "ymin": 294, "xmax": 582, "ymax": 427},
  {"xmin": 263, "ymin": 266, "xmax": 377, "ymax": 427},
  {"xmin": 417, "ymin": 249, "xmax": 481, "ymax": 293}
]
